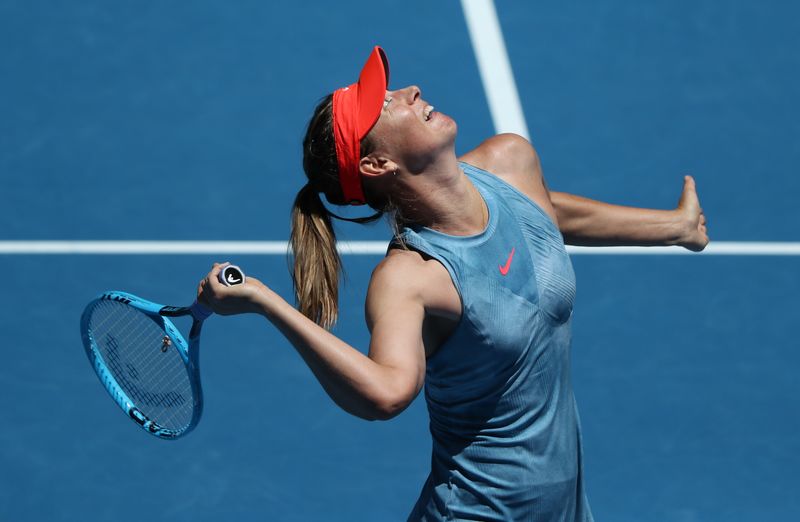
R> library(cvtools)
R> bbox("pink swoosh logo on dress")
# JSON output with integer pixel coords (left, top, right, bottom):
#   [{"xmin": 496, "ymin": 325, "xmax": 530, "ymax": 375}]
[{"xmin": 499, "ymin": 247, "xmax": 515, "ymax": 276}]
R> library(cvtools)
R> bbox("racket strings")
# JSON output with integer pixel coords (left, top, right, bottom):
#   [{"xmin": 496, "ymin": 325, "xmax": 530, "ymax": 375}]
[
  {"xmin": 92, "ymin": 302, "xmax": 188, "ymax": 417},
  {"xmin": 93, "ymin": 301, "xmax": 193, "ymax": 429},
  {"xmin": 88, "ymin": 299, "xmax": 195, "ymax": 431},
  {"xmin": 93, "ymin": 304, "xmax": 170, "ymax": 386}
]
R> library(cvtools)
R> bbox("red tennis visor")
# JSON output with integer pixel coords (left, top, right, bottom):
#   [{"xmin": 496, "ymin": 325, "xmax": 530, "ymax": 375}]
[{"xmin": 332, "ymin": 46, "xmax": 389, "ymax": 205}]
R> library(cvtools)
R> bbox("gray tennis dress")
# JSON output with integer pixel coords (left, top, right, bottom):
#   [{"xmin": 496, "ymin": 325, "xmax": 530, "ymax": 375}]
[{"xmin": 401, "ymin": 163, "xmax": 593, "ymax": 521}]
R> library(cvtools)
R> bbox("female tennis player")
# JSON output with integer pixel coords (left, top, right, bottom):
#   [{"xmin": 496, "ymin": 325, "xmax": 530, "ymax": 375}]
[{"xmin": 198, "ymin": 47, "xmax": 708, "ymax": 521}]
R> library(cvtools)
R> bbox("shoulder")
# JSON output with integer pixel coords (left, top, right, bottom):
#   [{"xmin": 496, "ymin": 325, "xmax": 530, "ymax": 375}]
[
  {"xmin": 367, "ymin": 248, "xmax": 444, "ymax": 302},
  {"xmin": 365, "ymin": 247, "xmax": 459, "ymax": 325},
  {"xmin": 459, "ymin": 134, "xmax": 557, "ymax": 224},
  {"xmin": 458, "ymin": 133, "xmax": 542, "ymax": 180},
  {"xmin": 369, "ymin": 248, "xmax": 428, "ymax": 295}
]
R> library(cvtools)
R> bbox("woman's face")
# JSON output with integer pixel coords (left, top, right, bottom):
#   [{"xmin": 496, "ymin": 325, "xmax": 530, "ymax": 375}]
[{"xmin": 365, "ymin": 85, "xmax": 457, "ymax": 174}]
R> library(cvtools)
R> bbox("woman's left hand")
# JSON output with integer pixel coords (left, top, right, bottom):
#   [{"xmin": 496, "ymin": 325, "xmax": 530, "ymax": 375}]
[{"xmin": 675, "ymin": 175, "xmax": 709, "ymax": 252}]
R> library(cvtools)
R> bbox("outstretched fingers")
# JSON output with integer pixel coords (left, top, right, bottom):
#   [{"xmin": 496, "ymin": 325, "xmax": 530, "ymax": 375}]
[{"xmin": 677, "ymin": 175, "xmax": 709, "ymax": 251}]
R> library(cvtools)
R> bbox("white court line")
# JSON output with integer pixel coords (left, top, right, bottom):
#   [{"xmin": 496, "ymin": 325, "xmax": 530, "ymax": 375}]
[
  {"xmin": 453, "ymin": 4, "xmax": 800, "ymax": 257},
  {"xmin": 461, "ymin": 0, "xmax": 530, "ymax": 139},
  {"xmin": 0, "ymin": 241, "xmax": 798, "ymax": 256},
  {"xmin": 5, "ymin": 10, "xmax": 776, "ymax": 257}
]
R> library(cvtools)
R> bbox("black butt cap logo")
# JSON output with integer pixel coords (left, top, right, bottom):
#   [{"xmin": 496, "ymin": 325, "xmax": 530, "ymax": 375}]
[{"xmin": 222, "ymin": 266, "xmax": 244, "ymax": 286}]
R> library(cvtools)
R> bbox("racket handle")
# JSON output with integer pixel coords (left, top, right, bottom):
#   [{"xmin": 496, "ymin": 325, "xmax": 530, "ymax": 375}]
[
  {"xmin": 190, "ymin": 301, "xmax": 214, "ymax": 321},
  {"xmin": 190, "ymin": 265, "xmax": 246, "ymax": 320},
  {"xmin": 219, "ymin": 264, "xmax": 246, "ymax": 286}
]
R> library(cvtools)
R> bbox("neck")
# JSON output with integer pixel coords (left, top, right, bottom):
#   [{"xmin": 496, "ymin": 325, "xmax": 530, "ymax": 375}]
[{"xmin": 396, "ymin": 154, "xmax": 488, "ymax": 236}]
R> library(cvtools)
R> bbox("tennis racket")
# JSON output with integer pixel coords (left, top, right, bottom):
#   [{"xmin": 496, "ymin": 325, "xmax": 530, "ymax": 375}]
[{"xmin": 80, "ymin": 264, "xmax": 246, "ymax": 439}]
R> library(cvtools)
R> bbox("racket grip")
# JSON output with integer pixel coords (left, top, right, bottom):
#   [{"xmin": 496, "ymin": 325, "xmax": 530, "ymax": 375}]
[
  {"xmin": 219, "ymin": 264, "xmax": 246, "ymax": 286},
  {"xmin": 190, "ymin": 265, "xmax": 246, "ymax": 320},
  {"xmin": 190, "ymin": 301, "xmax": 214, "ymax": 321}
]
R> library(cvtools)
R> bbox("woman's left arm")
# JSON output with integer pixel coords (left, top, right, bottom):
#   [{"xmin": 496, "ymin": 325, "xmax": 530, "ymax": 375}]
[
  {"xmin": 550, "ymin": 176, "xmax": 709, "ymax": 251},
  {"xmin": 461, "ymin": 133, "xmax": 709, "ymax": 251}
]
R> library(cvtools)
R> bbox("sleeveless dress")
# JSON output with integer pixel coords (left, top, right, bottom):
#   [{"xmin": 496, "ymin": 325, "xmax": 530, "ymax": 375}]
[{"xmin": 401, "ymin": 163, "xmax": 593, "ymax": 521}]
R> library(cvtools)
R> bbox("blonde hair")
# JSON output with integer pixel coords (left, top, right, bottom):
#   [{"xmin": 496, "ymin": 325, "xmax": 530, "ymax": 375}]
[
  {"xmin": 290, "ymin": 183, "xmax": 342, "ymax": 328},
  {"xmin": 292, "ymin": 95, "xmax": 402, "ymax": 328}
]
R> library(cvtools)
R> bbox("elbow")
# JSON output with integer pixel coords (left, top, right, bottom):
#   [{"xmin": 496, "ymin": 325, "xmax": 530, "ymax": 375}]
[
  {"xmin": 366, "ymin": 388, "xmax": 417, "ymax": 421},
  {"xmin": 350, "ymin": 365, "xmax": 423, "ymax": 421},
  {"xmin": 337, "ymin": 392, "xmax": 411, "ymax": 422},
  {"xmin": 372, "ymin": 403, "xmax": 407, "ymax": 421},
  {"xmin": 366, "ymin": 397, "xmax": 411, "ymax": 421}
]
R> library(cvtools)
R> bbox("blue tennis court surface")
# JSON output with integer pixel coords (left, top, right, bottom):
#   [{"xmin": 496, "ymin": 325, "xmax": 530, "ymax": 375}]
[{"xmin": 1, "ymin": 2, "xmax": 798, "ymax": 521}]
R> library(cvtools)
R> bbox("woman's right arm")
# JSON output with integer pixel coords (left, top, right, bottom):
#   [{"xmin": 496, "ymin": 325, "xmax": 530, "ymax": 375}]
[{"xmin": 198, "ymin": 259, "xmax": 427, "ymax": 421}]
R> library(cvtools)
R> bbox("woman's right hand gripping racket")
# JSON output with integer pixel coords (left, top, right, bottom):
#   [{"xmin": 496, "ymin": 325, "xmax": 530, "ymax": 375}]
[{"xmin": 80, "ymin": 264, "xmax": 246, "ymax": 439}]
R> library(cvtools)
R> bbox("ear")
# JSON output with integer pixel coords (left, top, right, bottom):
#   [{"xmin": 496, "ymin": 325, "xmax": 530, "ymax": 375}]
[{"xmin": 359, "ymin": 154, "xmax": 398, "ymax": 179}]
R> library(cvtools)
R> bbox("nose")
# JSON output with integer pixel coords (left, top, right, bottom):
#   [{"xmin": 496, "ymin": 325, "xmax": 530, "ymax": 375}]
[{"xmin": 394, "ymin": 85, "xmax": 421, "ymax": 104}]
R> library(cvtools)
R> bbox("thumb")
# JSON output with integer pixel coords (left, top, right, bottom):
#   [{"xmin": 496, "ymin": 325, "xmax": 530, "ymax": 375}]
[{"xmin": 678, "ymin": 175, "xmax": 699, "ymax": 210}]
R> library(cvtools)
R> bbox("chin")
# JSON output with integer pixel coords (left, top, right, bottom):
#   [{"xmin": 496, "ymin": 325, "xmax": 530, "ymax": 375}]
[
  {"xmin": 433, "ymin": 111, "xmax": 458, "ymax": 139},
  {"xmin": 444, "ymin": 117, "xmax": 458, "ymax": 145}
]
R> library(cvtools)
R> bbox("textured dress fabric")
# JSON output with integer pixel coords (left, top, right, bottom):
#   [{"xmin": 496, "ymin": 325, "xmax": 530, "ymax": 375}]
[{"xmin": 401, "ymin": 163, "xmax": 593, "ymax": 521}]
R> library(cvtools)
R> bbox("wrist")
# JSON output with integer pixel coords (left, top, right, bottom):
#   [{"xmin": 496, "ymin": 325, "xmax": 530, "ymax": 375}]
[
  {"xmin": 665, "ymin": 209, "xmax": 688, "ymax": 246},
  {"xmin": 670, "ymin": 207, "xmax": 703, "ymax": 248},
  {"xmin": 252, "ymin": 286, "xmax": 283, "ymax": 318}
]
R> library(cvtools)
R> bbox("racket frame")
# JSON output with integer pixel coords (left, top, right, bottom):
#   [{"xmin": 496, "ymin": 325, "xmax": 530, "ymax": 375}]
[{"xmin": 80, "ymin": 291, "xmax": 205, "ymax": 440}]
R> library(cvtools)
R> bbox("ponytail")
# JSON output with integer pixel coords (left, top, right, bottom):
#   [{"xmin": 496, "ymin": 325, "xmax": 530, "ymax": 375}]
[
  {"xmin": 293, "ymin": 93, "xmax": 407, "ymax": 328},
  {"xmin": 290, "ymin": 183, "xmax": 341, "ymax": 329}
]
